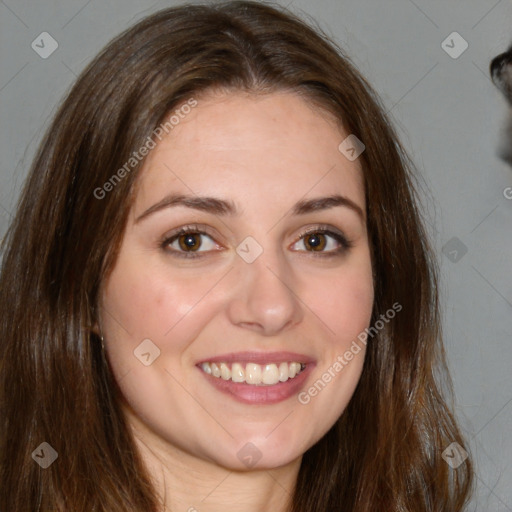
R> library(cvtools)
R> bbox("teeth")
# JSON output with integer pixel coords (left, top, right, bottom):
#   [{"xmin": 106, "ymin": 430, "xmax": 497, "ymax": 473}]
[
  {"xmin": 231, "ymin": 362, "xmax": 245, "ymax": 383},
  {"xmin": 220, "ymin": 363, "xmax": 230, "ymax": 380},
  {"xmin": 262, "ymin": 363, "xmax": 279, "ymax": 384},
  {"xmin": 200, "ymin": 361, "xmax": 305, "ymax": 386},
  {"xmin": 210, "ymin": 363, "xmax": 221, "ymax": 378},
  {"xmin": 278, "ymin": 362, "xmax": 288, "ymax": 382},
  {"xmin": 246, "ymin": 363, "xmax": 262, "ymax": 384}
]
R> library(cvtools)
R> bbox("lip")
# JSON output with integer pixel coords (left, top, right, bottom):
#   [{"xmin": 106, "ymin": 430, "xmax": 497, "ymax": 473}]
[{"xmin": 196, "ymin": 351, "xmax": 316, "ymax": 405}]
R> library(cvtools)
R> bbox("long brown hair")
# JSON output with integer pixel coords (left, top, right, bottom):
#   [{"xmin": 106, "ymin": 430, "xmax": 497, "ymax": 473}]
[{"xmin": 0, "ymin": 1, "xmax": 474, "ymax": 510}]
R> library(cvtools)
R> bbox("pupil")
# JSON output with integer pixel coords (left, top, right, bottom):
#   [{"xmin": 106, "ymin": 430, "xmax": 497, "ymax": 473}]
[
  {"xmin": 308, "ymin": 235, "xmax": 320, "ymax": 247},
  {"xmin": 307, "ymin": 233, "xmax": 325, "ymax": 250},
  {"xmin": 181, "ymin": 234, "xmax": 200, "ymax": 250},
  {"xmin": 185, "ymin": 235, "xmax": 196, "ymax": 247}
]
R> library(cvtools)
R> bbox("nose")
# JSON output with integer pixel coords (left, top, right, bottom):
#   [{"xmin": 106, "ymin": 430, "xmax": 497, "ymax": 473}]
[{"xmin": 225, "ymin": 248, "xmax": 304, "ymax": 336}]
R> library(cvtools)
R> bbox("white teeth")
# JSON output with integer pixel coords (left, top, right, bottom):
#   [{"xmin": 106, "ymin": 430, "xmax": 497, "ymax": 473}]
[
  {"xmin": 245, "ymin": 363, "xmax": 262, "ymax": 384},
  {"xmin": 220, "ymin": 362, "xmax": 230, "ymax": 380},
  {"xmin": 278, "ymin": 362, "xmax": 288, "ymax": 382},
  {"xmin": 262, "ymin": 364, "xmax": 279, "ymax": 384},
  {"xmin": 210, "ymin": 363, "xmax": 221, "ymax": 378},
  {"xmin": 200, "ymin": 361, "xmax": 305, "ymax": 385},
  {"xmin": 289, "ymin": 362, "xmax": 299, "ymax": 378},
  {"xmin": 231, "ymin": 362, "xmax": 245, "ymax": 383}
]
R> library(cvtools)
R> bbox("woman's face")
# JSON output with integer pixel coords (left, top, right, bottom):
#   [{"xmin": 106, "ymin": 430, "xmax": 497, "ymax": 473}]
[{"xmin": 98, "ymin": 90, "xmax": 374, "ymax": 470}]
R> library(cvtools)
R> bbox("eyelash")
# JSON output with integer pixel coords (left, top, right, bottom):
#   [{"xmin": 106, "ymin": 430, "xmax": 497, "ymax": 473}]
[{"xmin": 160, "ymin": 223, "xmax": 354, "ymax": 259}]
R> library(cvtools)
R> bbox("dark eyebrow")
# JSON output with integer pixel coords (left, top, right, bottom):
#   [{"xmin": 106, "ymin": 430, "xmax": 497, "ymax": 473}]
[
  {"xmin": 292, "ymin": 195, "xmax": 365, "ymax": 222},
  {"xmin": 135, "ymin": 195, "xmax": 236, "ymax": 223},
  {"xmin": 135, "ymin": 193, "xmax": 365, "ymax": 223}
]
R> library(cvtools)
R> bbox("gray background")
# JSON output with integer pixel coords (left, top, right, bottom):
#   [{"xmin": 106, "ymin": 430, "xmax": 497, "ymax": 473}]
[{"xmin": 1, "ymin": 0, "xmax": 511, "ymax": 509}]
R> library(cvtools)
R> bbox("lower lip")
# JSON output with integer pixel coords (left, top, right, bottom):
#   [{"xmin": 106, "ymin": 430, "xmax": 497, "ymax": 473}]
[{"xmin": 197, "ymin": 364, "xmax": 315, "ymax": 405}]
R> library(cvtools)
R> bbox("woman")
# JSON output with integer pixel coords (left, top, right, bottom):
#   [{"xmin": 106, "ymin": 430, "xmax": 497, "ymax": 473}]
[{"xmin": 0, "ymin": 1, "xmax": 474, "ymax": 510}]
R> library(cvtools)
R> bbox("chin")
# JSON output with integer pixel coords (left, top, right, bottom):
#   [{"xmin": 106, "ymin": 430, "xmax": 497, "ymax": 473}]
[{"xmin": 203, "ymin": 432, "xmax": 309, "ymax": 471}]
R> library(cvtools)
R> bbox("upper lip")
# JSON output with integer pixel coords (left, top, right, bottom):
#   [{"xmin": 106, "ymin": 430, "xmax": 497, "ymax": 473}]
[{"xmin": 196, "ymin": 351, "xmax": 316, "ymax": 366}]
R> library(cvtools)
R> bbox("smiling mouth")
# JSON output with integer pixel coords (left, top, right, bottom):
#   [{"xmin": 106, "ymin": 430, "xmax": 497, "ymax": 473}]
[{"xmin": 200, "ymin": 361, "xmax": 306, "ymax": 386}]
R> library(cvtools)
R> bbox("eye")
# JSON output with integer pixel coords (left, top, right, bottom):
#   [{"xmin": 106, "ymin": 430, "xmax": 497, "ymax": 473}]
[
  {"xmin": 161, "ymin": 224, "xmax": 221, "ymax": 258},
  {"xmin": 290, "ymin": 227, "xmax": 353, "ymax": 256},
  {"xmin": 161, "ymin": 224, "xmax": 353, "ymax": 259}
]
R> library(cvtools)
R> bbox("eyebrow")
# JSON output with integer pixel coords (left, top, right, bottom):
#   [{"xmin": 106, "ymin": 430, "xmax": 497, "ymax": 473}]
[{"xmin": 134, "ymin": 193, "xmax": 365, "ymax": 223}]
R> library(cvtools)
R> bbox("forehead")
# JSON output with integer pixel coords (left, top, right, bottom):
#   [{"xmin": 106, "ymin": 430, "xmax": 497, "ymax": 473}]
[{"xmin": 132, "ymin": 90, "xmax": 365, "ymax": 213}]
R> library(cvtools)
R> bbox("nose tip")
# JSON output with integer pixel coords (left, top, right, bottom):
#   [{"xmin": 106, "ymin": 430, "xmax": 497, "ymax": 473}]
[{"xmin": 227, "ymin": 256, "xmax": 304, "ymax": 337}]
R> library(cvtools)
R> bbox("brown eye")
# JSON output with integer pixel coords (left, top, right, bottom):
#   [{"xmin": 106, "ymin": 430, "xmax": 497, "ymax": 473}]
[
  {"xmin": 303, "ymin": 232, "xmax": 327, "ymax": 251},
  {"xmin": 178, "ymin": 233, "xmax": 202, "ymax": 252},
  {"xmin": 290, "ymin": 227, "xmax": 353, "ymax": 256},
  {"xmin": 162, "ymin": 227, "xmax": 220, "ymax": 258}
]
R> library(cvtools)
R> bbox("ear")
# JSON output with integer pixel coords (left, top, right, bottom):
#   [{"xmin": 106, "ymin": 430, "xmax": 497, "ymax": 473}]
[{"xmin": 491, "ymin": 46, "xmax": 512, "ymax": 105}]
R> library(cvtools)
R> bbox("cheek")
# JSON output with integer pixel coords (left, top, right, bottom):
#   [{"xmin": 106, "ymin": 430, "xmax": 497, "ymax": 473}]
[
  {"xmin": 102, "ymin": 258, "xmax": 207, "ymax": 339},
  {"xmin": 293, "ymin": 272, "xmax": 373, "ymax": 445},
  {"xmin": 296, "ymin": 262, "xmax": 373, "ymax": 420},
  {"xmin": 99, "ymin": 254, "xmax": 229, "ymax": 374},
  {"xmin": 308, "ymin": 262, "xmax": 374, "ymax": 346}
]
